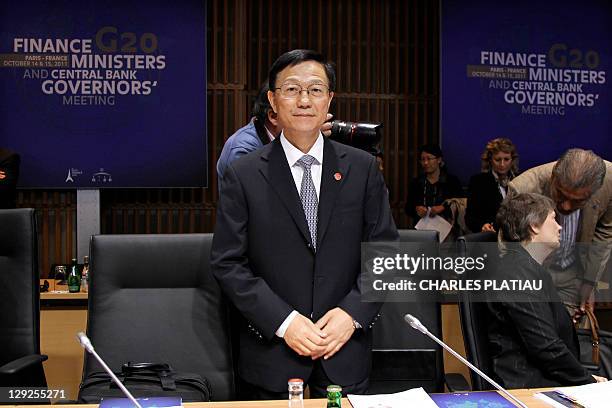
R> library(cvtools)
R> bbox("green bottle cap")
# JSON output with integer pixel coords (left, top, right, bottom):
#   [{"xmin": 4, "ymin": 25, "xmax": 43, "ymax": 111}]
[{"xmin": 326, "ymin": 385, "xmax": 342, "ymax": 393}]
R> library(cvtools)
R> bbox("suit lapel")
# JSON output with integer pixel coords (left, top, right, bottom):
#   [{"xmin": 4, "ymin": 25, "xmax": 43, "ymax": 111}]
[
  {"xmin": 317, "ymin": 139, "xmax": 350, "ymax": 248},
  {"xmin": 487, "ymin": 172, "xmax": 503, "ymax": 202},
  {"xmin": 259, "ymin": 140, "xmax": 313, "ymax": 247}
]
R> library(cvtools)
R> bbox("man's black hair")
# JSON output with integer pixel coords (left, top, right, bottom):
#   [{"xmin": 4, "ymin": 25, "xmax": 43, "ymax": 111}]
[
  {"xmin": 418, "ymin": 143, "xmax": 443, "ymax": 158},
  {"xmin": 251, "ymin": 82, "xmax": 271, "ymax": 124},
  {"xmin": 268, "ymin": 49, "xmax": 336, "ymax": 92}
]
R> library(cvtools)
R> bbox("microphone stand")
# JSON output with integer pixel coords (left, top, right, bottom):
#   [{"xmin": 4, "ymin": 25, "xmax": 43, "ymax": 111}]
[
  {"xmin": 77, "ymin": 332, "xmax": 144, "ymax": 408},
  {"xmin": 404, "ymin": 314, "xmax": 528, "ymax": 408}
]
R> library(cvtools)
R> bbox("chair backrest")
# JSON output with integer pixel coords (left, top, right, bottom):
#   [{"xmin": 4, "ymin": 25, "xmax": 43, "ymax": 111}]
[
  {"xmin": 457, "ymin": 231, "xmax": 497, "ymax": 255},
  {"xmin": 81, "ymin": 233, "xmax": 235, "ymax": 400},
  {"xmin": 0, "ymin": 208, "xmax": 46, "ymax": 387},
  {"xmin": 398, "ymin": 229, "xmax": 439, "ymax": 243},
  {"xmin": 456, "ymin": 231, "xmax": 497, "ymax": 391},
  {"xmin": 370, "ymin": 229, "xmax": 443, "ymax": 393}
]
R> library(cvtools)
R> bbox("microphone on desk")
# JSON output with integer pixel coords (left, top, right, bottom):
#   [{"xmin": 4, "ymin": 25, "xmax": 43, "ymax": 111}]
[
  {"xmin": 76, "ymin": 332, "xmax": 144, "ymax": 408},
  {"xmin": 404, "ymin": 314, "xmax": 529, "ymax": 408}
]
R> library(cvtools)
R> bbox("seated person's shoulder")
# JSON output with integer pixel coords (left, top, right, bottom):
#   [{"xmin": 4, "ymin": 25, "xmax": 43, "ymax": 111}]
[
  {"xmin": 469, "ymin": 172, "xmax": 489, "ymax": 184},
  {"xmin": 468, "ymin": 172, "xmax": 498, "ymax": 194},
  {"xmin": 225, "ymin": 123, "xmax": 262, "ymax": 151},
  {"xmin": 446, "ymin": 172, "xmax": 461, "ymax": 184},
  {"xmin": 498, "ymin": 248, "xmax": 538, "ymax": 277},
  {"xmin": 408, "ymin": 174, "xmax": 424, "ymax": 187}
]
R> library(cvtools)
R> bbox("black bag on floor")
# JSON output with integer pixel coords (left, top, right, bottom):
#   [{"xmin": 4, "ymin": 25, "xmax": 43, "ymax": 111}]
[
  {"xmin": 78, "ymin": 362, "xmax": 212, "ymax": 403},
  {"xmin": 577, "ymin": 310, "xmax": 612, "ymax": 378}
]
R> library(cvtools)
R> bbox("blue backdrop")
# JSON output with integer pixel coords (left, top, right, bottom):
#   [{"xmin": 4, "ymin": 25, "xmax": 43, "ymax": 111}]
[
  {"xmin": 0, "ymin": 0, "xmax": 207, "ymax": 188},
  {"xmin": 441, "ymin": 0, "xmax": 610, "ymax": 184}
]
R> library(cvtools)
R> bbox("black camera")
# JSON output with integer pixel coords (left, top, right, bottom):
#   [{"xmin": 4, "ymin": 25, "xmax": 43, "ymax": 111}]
[{"xmin": 329, "ymin": 120, "xmax": 383, "ymax": 156}]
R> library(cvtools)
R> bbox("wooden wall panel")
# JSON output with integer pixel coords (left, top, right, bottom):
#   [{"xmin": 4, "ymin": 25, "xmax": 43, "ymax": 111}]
[
  {"xmin": 17, "ymin": 0, "xmax": 440, "ymax": 275},
  {"xmin": 18, "ymin": 190, "xmax": 76, "ymax": 278}
]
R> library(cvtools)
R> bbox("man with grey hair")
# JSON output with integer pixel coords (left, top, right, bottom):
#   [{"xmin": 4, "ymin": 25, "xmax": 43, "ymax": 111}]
[{"xmin": 509, "ymin": 148, "xmax": 612, "ymax": 325}]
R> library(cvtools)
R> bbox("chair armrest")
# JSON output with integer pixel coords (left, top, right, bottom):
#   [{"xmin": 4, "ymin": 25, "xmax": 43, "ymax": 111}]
[
  {"xmin": 0, "ymin": 354, "xmax": 48, "ymax": 375},
  {"xmin": 444, "ymin": 372, "xmax": 471, "ymax": 392}
]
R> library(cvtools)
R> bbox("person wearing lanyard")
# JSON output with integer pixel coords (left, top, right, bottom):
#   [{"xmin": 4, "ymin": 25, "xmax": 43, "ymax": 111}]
[{"xmin": 405, "ymin": 144, "xmax": 463, "ymax": 225}]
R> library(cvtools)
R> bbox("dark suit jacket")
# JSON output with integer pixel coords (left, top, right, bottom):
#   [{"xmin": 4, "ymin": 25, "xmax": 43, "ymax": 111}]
[
  {"xmin": 211, "ymin": 137, "xmax": 398, "ymax": 392},
  {"xmin": 465, "ymin": 172, "xmax": 504, "ymax": 233},
  {"xmin": 0, "ymin": 149, "xmax": 20, "ymax": 209},
  {"xmin": 487, "ymin": 246, "xmax": 594, "ymax": 389}
]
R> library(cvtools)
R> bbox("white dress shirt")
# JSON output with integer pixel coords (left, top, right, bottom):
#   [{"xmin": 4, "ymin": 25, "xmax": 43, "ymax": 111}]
[
  {"xmin": 275, "ymin": 132, "xmax": 324, "ymax": 337},
  {"xmin": 264, "ymin": 123, "xmax": 277, "ymax": 142},
  {"xmin": 280, "ymin": 132, "xmax": 323, "ymax": 199}
]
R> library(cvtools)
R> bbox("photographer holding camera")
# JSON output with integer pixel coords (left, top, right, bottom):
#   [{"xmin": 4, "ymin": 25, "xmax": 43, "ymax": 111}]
[
  {"xmin": 217, "ymin": 84, "xmax": 384, "ymax": 184},
  {"xmin": 217, "ymin": 83, "xmax": 333, "ymax": 183}
]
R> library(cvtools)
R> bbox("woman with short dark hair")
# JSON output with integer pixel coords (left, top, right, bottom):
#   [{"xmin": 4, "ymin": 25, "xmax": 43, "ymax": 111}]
[
  {"xmin": 404, "ymin": 144, "xmax": 463, "ymax": 224},
  {"xmin": 487, "ymin": 192, "xmax": 606, "ymax": 388}
]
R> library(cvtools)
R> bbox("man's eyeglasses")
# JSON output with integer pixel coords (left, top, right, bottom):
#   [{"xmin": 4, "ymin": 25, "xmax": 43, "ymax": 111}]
[{"xmin": 275, "ymin": 83, "xmax": 329, "ymax": 98}]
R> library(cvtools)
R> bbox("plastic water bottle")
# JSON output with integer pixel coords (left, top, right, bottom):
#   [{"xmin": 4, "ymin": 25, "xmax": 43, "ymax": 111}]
[
  {"xmin": 288, "ymin": 378, "xmax": 304, "ymax": 408},
  {"xmin": 80, "ymin": 255, "xmax": 89, "ymax": 293}
]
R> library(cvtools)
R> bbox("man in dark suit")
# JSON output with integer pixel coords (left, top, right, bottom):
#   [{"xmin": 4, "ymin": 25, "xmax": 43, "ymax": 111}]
[
  {"xmin": 211, "ymin": 49, "xmax": 398, "ymax": 398},
  {"xmin": 0, "ymin": 148, "xmax": 20, "ymax": 209}
]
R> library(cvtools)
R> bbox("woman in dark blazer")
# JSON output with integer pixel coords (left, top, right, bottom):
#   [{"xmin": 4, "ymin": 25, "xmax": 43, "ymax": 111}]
[
  {"xmin": 487, "ymin": 193, "xmax": 606, "ymax": 388},
  {"xmin": 465, "ymin": 138, "xmax": 518, "ymax": 233}
]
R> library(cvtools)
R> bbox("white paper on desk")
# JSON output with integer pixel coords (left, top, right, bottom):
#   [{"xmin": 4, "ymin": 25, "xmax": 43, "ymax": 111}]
[
  {"xmin": 348, "ymin": 387, "xmax": 438, "ymax": 408},
  {"xmin": 534, "ymin": 392, "xmax": 570, "ymax": 408},
  {"xmin": 415, "ymin": 210, "xmax": 452, "ymax": 242},
  {"xmin": 555, "ymin": 380, "xmax": 612, "ymax": 408}
]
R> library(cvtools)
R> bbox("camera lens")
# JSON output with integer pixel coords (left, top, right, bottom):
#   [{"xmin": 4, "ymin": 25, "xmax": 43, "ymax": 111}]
[{"xmin": 330, "ymin": 120, "xmax": 383, "ymax": 156}]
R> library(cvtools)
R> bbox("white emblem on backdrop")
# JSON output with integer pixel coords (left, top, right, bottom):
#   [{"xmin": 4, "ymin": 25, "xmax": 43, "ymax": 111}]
[
  {"xmin": 92, "ymin": 168, "xmax": 112, "ymax": 183},
  {"xmin": 65, "ymin": 169, "xmax": 74, "ymax": 183},
  {"xmin": 65, "ymin": 168, "xmax": 82, "ymax": 183}
]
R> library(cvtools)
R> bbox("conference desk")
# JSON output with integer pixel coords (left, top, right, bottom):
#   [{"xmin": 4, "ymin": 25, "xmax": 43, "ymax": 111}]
[
  {"xmin": 8, "ymin": 389, "xmax": 551, "ymax": 407},
  {"xmin": 40, "ymin": 280, "xmax": 88, "ymax": 400},
  {"xmin": 37, "ymin": 285, "xmax": 471, "ymax": 401}
]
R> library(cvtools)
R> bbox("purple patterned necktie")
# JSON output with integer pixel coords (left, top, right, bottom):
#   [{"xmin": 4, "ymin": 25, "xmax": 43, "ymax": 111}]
[{"xmin": 297, "ymin": 154, "xmax": 318, "ymax": 250}]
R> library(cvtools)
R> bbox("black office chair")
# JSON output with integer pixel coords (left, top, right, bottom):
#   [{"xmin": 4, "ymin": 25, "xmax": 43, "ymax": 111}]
[
  {"xmin": 456, "ymin": 231, "xmax": 497, "ymax": 391},
  {"xmin": 0, "ymin": 208, "xmax": 48, "ymax": 387},
  {"xmin": 398, "ymin": 229, "xmax": 439, "ymax": 243},
  {"xmin": 369, "ymin": 229, "xmax": 447, "ymax": 393},
  {"xmin": 79, "ymin": 234, "xmax": 235, "ymax": 401},
  {"xmin": 457, "ymin": 232, "xmax": 497, "ymax": 256}
]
